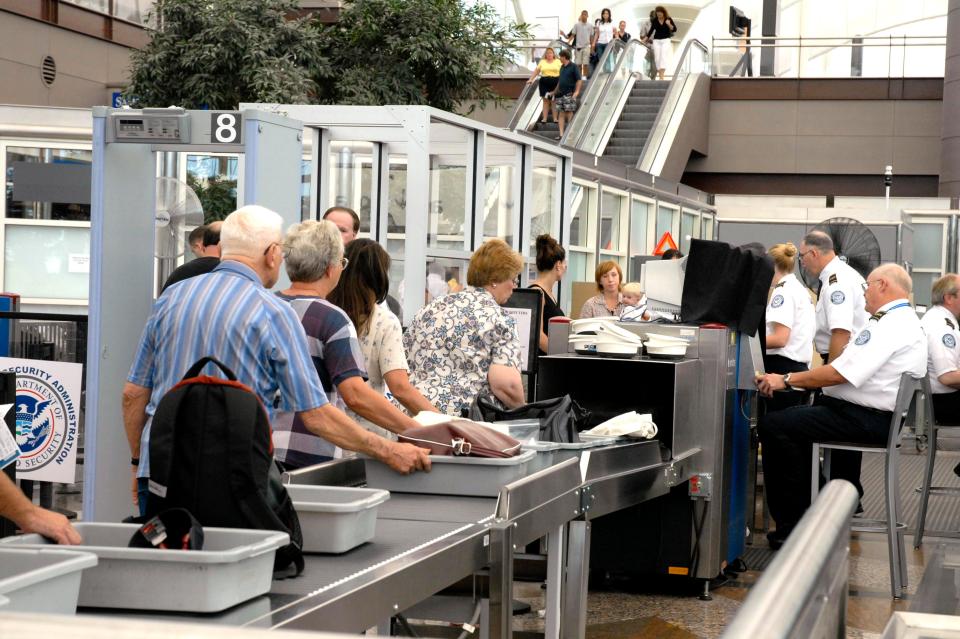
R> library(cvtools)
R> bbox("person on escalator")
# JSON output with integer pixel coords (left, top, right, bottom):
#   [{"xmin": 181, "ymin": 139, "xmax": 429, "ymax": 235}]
[
  {"xmin": 646, "ymin": 5, "xmax": 677, "ymax": 80},
  {"xmin": 549, "ymin": 49, "xmax": 582, "ymax": 140},
  {"xmin": 563, "ymin": 10, "xmax": 594, "ymax": 78},
  {"xmin": 526, "ymin": 47, "xmax": 561, "ymax": 125},
  {"xmin": 592, "ymin": 8, "xmax": 616, "ymax": 72},
  {"xmin": 616, "ymin": 20, "xmax": 631, "ymax": 43}
]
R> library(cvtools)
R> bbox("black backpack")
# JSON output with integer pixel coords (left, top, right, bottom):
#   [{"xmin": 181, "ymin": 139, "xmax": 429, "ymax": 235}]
[{"xmin": 146, "ymin": 357, "xmax": 304, "ymax": 576}]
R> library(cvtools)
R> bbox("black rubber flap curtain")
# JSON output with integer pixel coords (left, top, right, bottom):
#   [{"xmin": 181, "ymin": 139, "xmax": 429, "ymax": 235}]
[{"xmin": 680, "ymin": 239, "xmax": 774, "ymax": 337}]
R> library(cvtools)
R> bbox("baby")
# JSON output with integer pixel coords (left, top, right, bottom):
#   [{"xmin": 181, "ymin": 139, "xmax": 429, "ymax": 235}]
[{"xmin": 620, "ymin": 282, "xmax": 649, "ymax": 321}]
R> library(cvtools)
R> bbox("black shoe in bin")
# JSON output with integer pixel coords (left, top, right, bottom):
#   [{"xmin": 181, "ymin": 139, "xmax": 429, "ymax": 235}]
[{"xmin": 128, "ymin": 508, "xmax": 204, "ymax": 551}]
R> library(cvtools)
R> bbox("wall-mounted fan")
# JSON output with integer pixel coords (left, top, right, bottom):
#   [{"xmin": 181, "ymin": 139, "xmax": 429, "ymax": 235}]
[
  {"xmin": 800, "ymin": 216, "xmax": 882, "ymax": 290},
  {"xmin": 155, "ymin": 177, "xmax": 204, "ymax": 260}
]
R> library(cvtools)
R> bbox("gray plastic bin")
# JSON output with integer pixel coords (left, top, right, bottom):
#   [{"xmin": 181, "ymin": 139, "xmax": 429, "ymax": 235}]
[
  {"xmin": 0, "ymin": 548, "xmax": 97, "ymax": 615},
  {"xmin": 0, "ymin": 523, "xmax": 288, "ymax": 613},
  {"xmin": 364, "ymin": 450, "xmax": 536, "ymax": 497},
  {"xmin": 522, "ymin": 441, "xmax": 560, "ymax": 474},
  {"xmin": 287, "ymin": 484, "xmax": 389, "ymax": 554}
]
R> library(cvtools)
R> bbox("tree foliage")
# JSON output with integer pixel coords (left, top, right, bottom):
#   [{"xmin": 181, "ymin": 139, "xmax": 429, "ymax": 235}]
[
  {"xmin": 125, "ymin": 0, "xmax": 326, "ymax": 109},
  {"xmin": 316, "ymin": 0, "xmax": 530, "ymax": 112},
  {"xmin": 124, "ymin": 0, "xmax": 528, "ymax": 114},
  {"xmin": 187, "ymin": 174, "xmax": 237, "ymax": 223}
]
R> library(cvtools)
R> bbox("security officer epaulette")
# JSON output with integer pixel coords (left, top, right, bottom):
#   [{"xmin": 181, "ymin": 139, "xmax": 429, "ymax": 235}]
[
  {"xmin": 870, "ymin": 310, "xmax": 887, "ymax": 321},
  {"xmin": 774, "ymin": 281, "xmax": 785, "ymax": 289},
  {"xmin": 828, "ymin": 274, "xmax": 838, "ymax": 285},
  {"xmin": 948, "ymin": 317, "xmax": 956, "ymax": 330}
]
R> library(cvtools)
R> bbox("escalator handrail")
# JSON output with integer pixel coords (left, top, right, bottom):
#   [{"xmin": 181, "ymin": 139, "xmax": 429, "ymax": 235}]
[
  {"xmin": 636, "ymin": 38, "xmax": 709, "ymax": 173},
  {"xmin": 505, "ymin": 39, "xmax": 576, "ymax": 131},
  {"xmin": 564, "ymin": 37, "xmax": 648, "ymax": 151},
  {"xmin": 558, "ymin": 37, "xmax": 630, "ymax": 148}
]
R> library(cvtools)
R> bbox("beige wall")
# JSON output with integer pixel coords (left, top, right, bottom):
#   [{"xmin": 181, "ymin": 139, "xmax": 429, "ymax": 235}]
[
  {"xmin": 0, "ymin": 12, "xmax": 134, "ymax": 108},
  {"xmin": 686, "ymin": 99, "xmax": 942, "ymax": 177}
]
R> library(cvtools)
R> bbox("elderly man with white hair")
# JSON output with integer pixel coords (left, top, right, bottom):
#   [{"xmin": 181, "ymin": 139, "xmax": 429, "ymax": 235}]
[
  {"xmin": 123, "ymin": 205, "xmax": 430, "ymax": 515},
  {"xmin": 754, "ymin": 263, "xmax": 927, "ymax": 549}
]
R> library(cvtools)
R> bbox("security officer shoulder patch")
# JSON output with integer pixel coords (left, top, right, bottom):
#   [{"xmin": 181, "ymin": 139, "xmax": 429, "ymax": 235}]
[
  {"xmin": 830, "ymin": 290, "xmax": 846, "ymax": 305},
  {"xmin": 828, "ymin": 274, "xmax": 838, "ymax": 285},
  {"xmin": 945, "ymin": 334, "xmax": 957, "ymax": 349},
  {"xmin": 774, "ymin": 281, "xmax": 785, "ymax": 289},
  {"xmin": 855, "ymin": 330, "xmax": 871, "ymax": 346},
  {"xmin": 947, "ymin": 317, "xmax": 956, "ymax": 330},
  {"xmin": 771, "ymin": 294, "xmax": 785, "ymax": 308}
]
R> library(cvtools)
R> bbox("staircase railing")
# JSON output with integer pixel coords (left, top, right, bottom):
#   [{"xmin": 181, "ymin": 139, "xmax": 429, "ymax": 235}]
[
  {"xmin": 636, "ymin": 38, "xmax": 709, "ymax": 175},
  {"xmin": 564, "ymin": 38, "xmax": 650, "ymax": 155},
  {"xmin": 505, "ymin": 39, "xmax": 575, "ymax": 133}
]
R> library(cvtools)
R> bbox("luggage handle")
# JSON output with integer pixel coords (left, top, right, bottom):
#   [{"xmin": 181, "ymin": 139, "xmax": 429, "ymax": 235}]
[{"xmin": 183, "ymin": 356, "xmax": 239, "ymax": 381}]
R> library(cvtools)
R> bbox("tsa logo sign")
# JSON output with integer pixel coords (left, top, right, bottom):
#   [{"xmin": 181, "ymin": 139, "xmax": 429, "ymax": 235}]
[{"xmin": 0, "ymin": 358, "xmax": 82, "ymax": 484}]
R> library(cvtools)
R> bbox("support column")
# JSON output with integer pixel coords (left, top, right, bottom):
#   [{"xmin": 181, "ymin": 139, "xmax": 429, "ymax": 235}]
[
  {"xmin": 760, "ymin": 0, "xmax": 779, "ymax": 77},
  {"xmin": 940, "ymin": 0, "xmax": 960, "ymax": 196}
]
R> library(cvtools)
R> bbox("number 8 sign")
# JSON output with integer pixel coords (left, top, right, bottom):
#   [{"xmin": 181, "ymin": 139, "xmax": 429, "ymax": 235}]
[{"xmin": 210, "ymin": 112, "xmax": 242, "ymax": 144}]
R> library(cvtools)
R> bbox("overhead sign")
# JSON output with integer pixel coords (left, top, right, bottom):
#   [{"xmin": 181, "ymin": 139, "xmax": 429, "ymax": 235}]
[
  {"xmin": 653, "ymin": 232, "xmax": 678, "ymax": 256},
  {"xmin": 0, "ymin": 358, "xmax": 83, "ymax": 483}
]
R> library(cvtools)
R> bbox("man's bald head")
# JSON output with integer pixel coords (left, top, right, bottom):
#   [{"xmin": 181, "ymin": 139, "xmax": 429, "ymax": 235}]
[
  {"xmin": 870, "ymin": 263, "xmax": 912, "ymax": 296},
  {"xmin": 864, "ymin": 263, "xmax": 912, "ymax": 314},
  {"xmin": 798, "ymin": 230, "xmax": 837, "ymax": 277}
]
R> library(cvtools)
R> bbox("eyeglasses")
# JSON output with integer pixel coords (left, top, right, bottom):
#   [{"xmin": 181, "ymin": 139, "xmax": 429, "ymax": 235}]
[
  {"xmin": 860, "ymin": 279, "xmax": 882, "ymax": 292},
  {"xmin": 798, "ymin": 250, "xmax": 812, "ymax": 261},
  {"xmin": 340, "ymin": 257, "xmax": 350, "ymax": 269},
  {"xmin": 263, "ymin": 242, "xmax": 279, "ymax": 257}
]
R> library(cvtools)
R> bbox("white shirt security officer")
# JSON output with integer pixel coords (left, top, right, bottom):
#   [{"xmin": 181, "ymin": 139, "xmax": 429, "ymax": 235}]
[
  {"xmin": 754, "ymin": 264, "xmax": 926, "ymax": 548},
  {"xmin": 823, "ymin": 298, "xmax": 927, "ymax": 411},
  {"xmin": 921, "ymin": 303, "xmax": 960, "ymax": 395},
  {"xmin": 814, "ymin": 256, "xmax": 869, "ymax": 358},
  {"xmin": 766, "ymin": 273, "xmax": 815, "ymax": 366}
]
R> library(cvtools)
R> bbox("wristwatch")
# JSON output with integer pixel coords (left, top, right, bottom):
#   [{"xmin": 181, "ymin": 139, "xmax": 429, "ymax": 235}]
[{"xmin": 783, "ymin": 373, "xmax": 795, "ymax": 391}]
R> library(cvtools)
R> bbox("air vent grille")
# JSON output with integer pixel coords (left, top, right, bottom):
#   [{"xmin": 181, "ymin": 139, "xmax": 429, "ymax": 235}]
[{"xmin": 40, "ymin": 56, "xmax": 56, "ymax": 87}]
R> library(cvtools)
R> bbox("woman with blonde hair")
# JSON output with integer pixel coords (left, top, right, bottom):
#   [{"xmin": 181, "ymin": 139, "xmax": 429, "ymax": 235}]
[
  {"xmin": 763, "ymin": 242, "xmax": 815, "ymax": 412},
  {"xmin": 579, "ymin": 260, "xmax": 626, "ymax": 318},
  {"xmin": 526, "ymin": 47, "xmax": 562, "ymax": 124},
  {"xmin": 404, "ymin": 239, "xmax": 525, "ymax": 416}
]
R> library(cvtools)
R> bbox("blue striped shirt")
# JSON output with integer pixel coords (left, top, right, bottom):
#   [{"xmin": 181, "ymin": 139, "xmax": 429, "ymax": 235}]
[{"xmin": 127, "ymin": 260, "xmax": 329, "ymax": 478}]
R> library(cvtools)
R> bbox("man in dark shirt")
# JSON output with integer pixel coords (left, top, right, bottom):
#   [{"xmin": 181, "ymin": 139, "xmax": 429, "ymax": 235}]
[
  {"xmin": 161, "ymin": 221, "xmax": 222, "ymax": 293},
  {"xmin": 551, "ymin": 49, "xmax": 583, "ymax": 140}
]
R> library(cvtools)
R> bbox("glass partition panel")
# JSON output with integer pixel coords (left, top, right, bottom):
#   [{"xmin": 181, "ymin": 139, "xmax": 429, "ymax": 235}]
[
  {"xmin": 483, "ymin": 136, "xmax": 521, "ymax": 246},
  {"xmin": 429, "ymin": 122, "xmax": 472, "ymax": 250},
  {"xmin": 913, "ymin": 222, "xmax": 945, "ymax": 270},
  {"xmin": 680, "ymin": 210, "xmax": 697, "ymax": 254},
  {"xmin": 575, "ymin": 40, "xmax": 643, "ymax": 154},
  {"xmin": 530, "ymin": 151, "xmax": 561, "ymax": 255},
  {"xmin": 328, "ymin": 141, "xmax": 374, "ymax": 234},
  {"xmin": 701, "ymin": 214, "xmax": 714, "ymax": 241},
  {"xmin": 6, "ymin": 146, "xmax": 92, "ymax": 221},
  {"xmin": 569, "ymin": 181, "xmax": 597, "ymax": 250},
  {"xmin": 629, "ymin": 197, "xmax": 651, "ymax": 280},
  {"xmin": 5, "ymin": 225, "xmax": 90, "ymax": 299},
  {"xmin": 568, "ymin": 250, "xmax": 594, "ymax": 284},
  {"xmin": 912, "ymin": 271, "xmax": 939, "ymax": 308},
  {"xmin": 185, "ymin": 153, "xmax": 239, "ymax": 222},
  {"xmin": 655, "ymin": 204, "xmax": 678, "ymax": 244},
  {"xmin": 562, "ymin": 39, "xmax": 626, "ymax": 148},
  {"xmin": 113, "ymin": 0, "xmax": 152, "ymax": 23},
  {"xmin": 599, "ymin": 188, "xmax": 627, "ymax": 253},
  {"xmin": 301, "ymin": 158, "xmax": 311, "ymax": 220},
  {"xmin": 424, "ymin": 257, "xmax": 468, "ymax": 304}
]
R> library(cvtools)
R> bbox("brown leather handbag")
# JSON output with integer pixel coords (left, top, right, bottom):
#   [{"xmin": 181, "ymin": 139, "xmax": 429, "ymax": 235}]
[{"xmin": 398, "ymin": 419, "xmax": 522, "ymax": 458}]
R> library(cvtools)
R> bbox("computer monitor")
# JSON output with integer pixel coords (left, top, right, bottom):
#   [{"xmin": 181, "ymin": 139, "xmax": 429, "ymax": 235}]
[{"xmin": 640, "ymin": 256, "xmax": 687, "ymax": 314}]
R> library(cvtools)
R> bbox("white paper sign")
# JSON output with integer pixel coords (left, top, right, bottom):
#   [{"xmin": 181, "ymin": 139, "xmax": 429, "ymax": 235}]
[
  {"xmin": 0, "ymin": 404, "xmax": 18, "ymax": 470},
  {"xmin": 503, "ymin": 307, "xmax": 533, "ymax": 372},
  {"xmin": 0, "ymin": 358, "xmax": 84, "ymax": 483},
  {"xmin": 68, "ymin": 254, "xmax": 90, "ymax": 274}
]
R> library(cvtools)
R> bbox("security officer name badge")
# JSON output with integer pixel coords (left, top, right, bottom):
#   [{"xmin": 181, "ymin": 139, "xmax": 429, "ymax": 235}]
[
  {"xmin": 855, "ymin": 329, "xmax": 871, "ymax": 345},
  {"xmin": 947, "ymin": 317, "xmax": 956, "ymax": 330},
  {"xmin": 771, "ymin": 294, "xmax": 785, "ymax": 308},
  {"xmin": 828, "ymin": 274, "xmax": 838, "ymax": 285},
  {"xmin": 830, "ymin": 290, "xmax": 845, "ymax": 305},
  {"xmin": 945, "ymin": 333, "xmax": 957, "ymax": 349}
]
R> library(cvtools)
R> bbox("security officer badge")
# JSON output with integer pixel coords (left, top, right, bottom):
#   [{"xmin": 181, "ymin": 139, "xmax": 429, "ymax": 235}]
[
  {"xmin": 945, "ymin": 333, "xmax": 957, "ymax": 349},
  {"xmin": 830, "ymin": 290, "xmax": 845, "ymax": 305},
  {"xmin": 771, "ymin": 294, "xmax": 784, "ymax": 308},
  {"xmin": 855, "ymin": 330, "xmax": 871, "ymax": 346}
]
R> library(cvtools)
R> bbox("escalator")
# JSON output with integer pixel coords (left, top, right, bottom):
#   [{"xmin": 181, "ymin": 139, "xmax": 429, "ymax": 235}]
[{"xmin": 507, "ymin": 37, "xmax": 712, "ymax": 183}]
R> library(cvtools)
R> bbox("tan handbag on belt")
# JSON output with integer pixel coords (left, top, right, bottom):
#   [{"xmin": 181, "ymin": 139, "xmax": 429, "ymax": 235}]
[{"xmin": 398, "ymin": 419, "xmax": 522, "ymax": 458}]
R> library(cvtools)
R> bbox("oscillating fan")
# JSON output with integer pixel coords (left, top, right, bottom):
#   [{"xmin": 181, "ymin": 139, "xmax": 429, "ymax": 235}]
[
  {"xmin": 155, "ymin": 177, "xmax": 204, "ymax": 260},
  {"xmin": 800, "ymin": 217, "xmax": 882, "ymax": 290}
]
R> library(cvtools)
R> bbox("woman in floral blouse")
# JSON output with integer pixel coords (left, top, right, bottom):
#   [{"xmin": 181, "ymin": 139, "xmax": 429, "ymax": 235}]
[
  {"xmin": 579, "ymin": 260, "xmax": 626, "ymax": 318},
  {"xmin": 404, "ymin": 239, "xmax": 525, "ymax": 416}
]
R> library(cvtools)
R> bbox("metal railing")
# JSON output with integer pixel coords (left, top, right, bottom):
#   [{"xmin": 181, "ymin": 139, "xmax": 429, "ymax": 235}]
[
  {"xmin": 564, "ymin": 38, "xmax": 651, "ymax": 155},
  {"xmin": 504, "ymin": 38, "xmax": 577, "ymax": 132},
  {"xmin": 711, "ymin": 35, "xmax": 946, "ymax": 79},
  {"xmin": 559, "ymin": 38, "xmax": 631, "ymax": 150},
  {"xmin": 487, "ymin": 38, "xmax": 574, "ymax": 78},
  {"xmin": 637, "ymin": 39, "xmax": 709, "ymax": 175},
  {"xmin": 720, "ymin": 480, "xmax": 859, "ymax": 639}
]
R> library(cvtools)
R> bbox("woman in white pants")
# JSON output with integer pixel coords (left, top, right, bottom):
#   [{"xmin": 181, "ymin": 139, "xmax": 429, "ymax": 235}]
[{"xmin": 646, "ymin": 5, "xmax": 677, "ymax": 80}]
